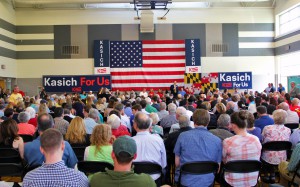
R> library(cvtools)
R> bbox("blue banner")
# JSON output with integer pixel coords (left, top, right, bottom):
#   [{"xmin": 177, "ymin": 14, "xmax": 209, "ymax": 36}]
[
  {"xmin": 185, "ymin": 39, "xmax": 201, "ymax": 66},
  {"xmin": 94, "ymin": 40, "xmax": 110, "ymax": 67},
  {"xmin": 43, "ymin": 75, "xmax": 111, "ymax": 92},
  {"xmin": 218, "ymin": 72, "xmax": 252, "ymax": 89}
]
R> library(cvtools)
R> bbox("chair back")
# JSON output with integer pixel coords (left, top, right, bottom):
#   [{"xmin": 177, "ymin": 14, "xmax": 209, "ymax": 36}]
[
  {"xmin": 179, "ymin": 161, "xmax": 219, "ymax": 187},
  {"xmin": 290, "ymin": 160, "xmax": 300, "ymax": 186},
  {"xmin": 133, "ymin": 162, "xmax": 162, "ymax": 175},
  {"xmin": 0, "ymin": 148, "xmax": 24, "ymax": 177},
  {"xmin": 0, "ymin": 148, "xmax": 22, "ymax": 163},
  {"xmin": 180, "ymin": 161, "xmax": 219, "ymax": 175},
  {"xmin": 284, "ymin": 123, "xmax": 299, "ymax": 130},
  {"xmin": 77, "ymin": 161, "xmax": 114, "ymax": 175},
  {"xmin": 72, "ymin": 146, "xmax": 86, "ymax": 161},
  {"xmin": 262, "ymin": 141, "xmax": 292, "ymax": 151},
  {"xmin": 19, "ymin": 134, "xmax": 33, "ymax": 143},
  {"xmin": 223, "ymin": 160, "xmax": 261, "ymax": 173}
]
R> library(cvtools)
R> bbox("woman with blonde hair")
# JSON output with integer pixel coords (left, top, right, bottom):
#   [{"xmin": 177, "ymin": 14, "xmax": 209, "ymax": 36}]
[
  {"xmin": 65, "ymin": 117, "xmax": 89, "ymax": 146},
  {"xmin": 84, "ymin": 124, "xmax": 113, "ymax": 164},
  {"xmin": 38, "ymin": 103, "xmax": 49, "ymax": 115}
]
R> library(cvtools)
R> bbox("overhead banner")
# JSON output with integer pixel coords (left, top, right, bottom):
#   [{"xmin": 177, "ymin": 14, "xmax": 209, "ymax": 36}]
[
  {"xmin": 218, "ymin": 72, "xmax": 252, "ymax": 89},
  {"xmin": 43, "ymin": 75, "xmax": 111, "ymax": 92}
]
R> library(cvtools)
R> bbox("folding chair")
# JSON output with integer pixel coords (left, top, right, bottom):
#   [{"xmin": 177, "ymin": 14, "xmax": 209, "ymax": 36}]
[
  {"xmin": 133, "ymin": 162, "xmax": 163, "ymax": 186},
  {"xmin": 71, "ymin": 146, "xmax": 86, "ymax": 161},
  {"xmin": 222, "ymin": 160, "xmax": 262, "ymax": 187},
  {"xmin": 77, "ymin": 161, "xmax": 114, "ymax": 176},
  {"xmin": 179, "ymin": 161, "xmax": 219, "ymax": 187},
  {"xmin": 19, "ymin": 134, "xmax": 33, "ymax": 143}
]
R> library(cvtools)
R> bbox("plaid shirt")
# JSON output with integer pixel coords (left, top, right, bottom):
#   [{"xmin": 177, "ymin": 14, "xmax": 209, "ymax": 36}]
[
  {"xmin": 223, "ymin": 134, "xmax": 262, "ymax": 186},
  {"xmin": 54, "ymin": 117, "xmax": 69, "ymax": 135},
  {"xmin": 23, "ymin": 161, "xmax": 89, "ymax": 187}
]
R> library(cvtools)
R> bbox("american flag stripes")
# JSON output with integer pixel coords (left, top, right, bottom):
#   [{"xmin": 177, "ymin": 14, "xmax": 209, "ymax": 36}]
[{"xmin": 110, "ymin": 40, "xmax": 185, "ymax": 91}]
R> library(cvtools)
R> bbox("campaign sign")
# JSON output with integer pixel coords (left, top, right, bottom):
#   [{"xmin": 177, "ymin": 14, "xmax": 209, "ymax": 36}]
[
  {"xmin": 43, "ymin": 75, "xmax": 111, "ymax": 92},
  {"xmin": 185, "ymin": 39, "xmax": 201, "ymax": 67},
  {"xmin": 218, "ymin": 72, "xmax": 252, "ymax": 89},
  {"xmin": 94, "ymin": 40, "xmax": 110, "ymax": 68}
]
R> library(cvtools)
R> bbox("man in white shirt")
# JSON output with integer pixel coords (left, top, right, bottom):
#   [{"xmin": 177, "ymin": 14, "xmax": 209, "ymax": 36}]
[
  {"xmin": 278, "ymin": 102, "xmax": 299, "ymax": 123},
  {"xmin": 139, "ymin": 88, "xmax": 148, "ymax": 98},
  {"xmin": 132, "ymin": 112, "xmax": 167, "ymax": 182}
]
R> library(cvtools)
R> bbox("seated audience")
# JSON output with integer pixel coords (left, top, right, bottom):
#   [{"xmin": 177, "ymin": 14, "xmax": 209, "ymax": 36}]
[
  {"xmin": 209, "ymin": 114, "xmax": 234, "ymax": 141},
  {"xmin": 278, "ymin": 102, "xmax": 299, "ymax": 123},
  {"xmin": 63, "ymin": 108, "xmax": 73, "ymax": 123},
  {"xmin": 290, "ymin": 98, "xmax": 300, "ymax": 117},
  {"xmin": 0, "ymin": 119, "xmax": 24, "ymax": 158},
  {"xmin": 53, "ymin": 107, "xmax": 69, "ymax": 136},
  {"xmin": 24, "ymin": 113, "xmax": 77, "ymax": 168},
  {"xmin": 149, "ymin": 112, "xmax": 163, "ymax": 137},
  {"xmin": 278, "ymin": 143, "xmax": 300, "ymax": 186},
  {"xmin": 25, "ymin": 107, "xmax": 37, "ymax": 128},
  {"xmin": 65, "ymin": 116, "xmax": 90, "ymax": 146},
  {"xmin": 222, "ymin": 111, "xmax": 262, "ymax": 186},
  {"xmin": 115, "ymin": 103, "xmax": 131, "ymax": 133},
  {"xmin": 145, "ymin": 97, "xmax": 158, "ymax": 113},
  {"xmin": 254, "ymin": 105, "xmax": 274, "ymax": 131},
  {"xmin": 157, "ymin": 102, "xmax": 168, "ymax": 120},
  {"xmin": 17, "ymin": 112, "xmax": 36, "ymax": 136},
  {"xmin": 1, "ymin": 108, "xmax": 14, "ymax": 121},
  {"xmin": 83, "ymin": 105, "xmax": 99, "ymax": 134},
  {"xmin": 261, "ymin": 109, "xmax": 291, "ymax": 182},
  {"xmin": 199, "ymin": 102, "xmax": 217, "ymax": 129},
  {"xmin": 215, "ymin": 103, "xmax": 226, "ymax": 120},
  {"xmin": 169, "ymin": 107, "xmax": 193, "ymax": 134},
  {"xmin": 84, "ymin": 124, "xmax": 113, "ymax": 164},
  {"xmin": 133, "ymin": 112, "xmax": 167, "ymax": 182},
  {"xmin": 107, "ymin": 114, "xmax": 130, "ymax": 138},
  {"xmin": 160, "ymin": 103, "xmax": 177, "ymax": 132},
  {"xmin": 23, "ymin": 129, "xmax": 89, "ymax": 187},
  {"xmin": 246, "ymin": 111, "xmax": 262, "ymax": 142},
  {"xmin": 174, "ymin": 109, "xmax": 222, "ymax": 186},
  {"xmin": 90, "ymin": 136, "xmax": 156, "ymax": 187},
  {"xmin": 151, "ymin": 95, "xmax": 160, "ymax": 111}
]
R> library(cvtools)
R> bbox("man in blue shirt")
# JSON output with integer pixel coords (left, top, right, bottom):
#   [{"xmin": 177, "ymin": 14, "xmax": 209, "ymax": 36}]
[
  {"xmin": 174, "ymin": 109, "xmax": 222, "ymax": 187},
  {"xmin": 24, "ymin": 113, "xmax": 77, "ymax": 168},
  {"xmin": 254, "ymin": 106, "xmax": 274, "ymax": 131}
]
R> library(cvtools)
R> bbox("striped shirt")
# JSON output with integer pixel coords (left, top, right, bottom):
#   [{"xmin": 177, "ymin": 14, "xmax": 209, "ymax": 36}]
[
  {"xmin": 223, "ymin": 134, "xmax": 262, "ymax": 187},
  {"xmin": 23, "ymin": 161, "xmax": 89, "ymax": 187}
]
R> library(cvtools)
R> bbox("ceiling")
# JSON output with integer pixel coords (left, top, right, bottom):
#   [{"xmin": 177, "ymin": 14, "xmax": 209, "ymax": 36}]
[{"xmin": 9, "ymin": 0, "xmax": 276, "ymax": 10}]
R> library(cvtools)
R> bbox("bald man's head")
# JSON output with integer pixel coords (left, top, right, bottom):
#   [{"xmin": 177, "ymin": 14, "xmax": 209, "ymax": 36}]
[{"xmin": 134, "ymin": 112, "xmax": 152, "ymax": 130}]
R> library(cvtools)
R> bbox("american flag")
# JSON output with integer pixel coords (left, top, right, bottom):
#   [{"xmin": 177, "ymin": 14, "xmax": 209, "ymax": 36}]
[{"xmin": 110, "ymin": 40, "xmax": 185, "ymax": 91}]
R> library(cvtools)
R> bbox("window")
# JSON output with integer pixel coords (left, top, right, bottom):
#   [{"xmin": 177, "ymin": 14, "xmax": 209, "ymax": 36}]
[{"xmin": 279, "ymin": 5, "xmax": 300, "ymax": 35}]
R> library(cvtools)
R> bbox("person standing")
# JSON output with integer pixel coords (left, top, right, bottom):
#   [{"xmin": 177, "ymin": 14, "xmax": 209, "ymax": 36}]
[
  {"xmin": 170, "ymin": 81, "xmax": 179, "ymax": 98},
  {"xmin": 289, "ymin": 81, "xmax": 300, "ymax": 98},
  {"xmin": 278, "ymin": 83, "xmax": 286, "ymax": 94},
  {"xmin": 8, "ymin": 85, "xmax": 23, "ymax": 106}
]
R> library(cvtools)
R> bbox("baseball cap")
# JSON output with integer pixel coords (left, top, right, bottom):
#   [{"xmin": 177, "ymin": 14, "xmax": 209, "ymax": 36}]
[{"xmin": 113, "ymin": 135, "xmax": 137, "ymax": 157}]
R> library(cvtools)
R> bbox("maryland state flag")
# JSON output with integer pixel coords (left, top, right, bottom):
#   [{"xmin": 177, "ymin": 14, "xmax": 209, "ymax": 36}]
[
  {"xmin": 201, "ymin": 83, "xmax": 218, "ymax": 92},
  {"xmin": 184, "ymin": 73, "xmax": 201, "ymax": 84}
]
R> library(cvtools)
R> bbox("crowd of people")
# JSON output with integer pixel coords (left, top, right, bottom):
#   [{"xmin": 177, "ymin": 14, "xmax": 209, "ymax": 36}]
[{"xmin": 0, "ymin": 81, "xmax": 300, "ymax": 186}]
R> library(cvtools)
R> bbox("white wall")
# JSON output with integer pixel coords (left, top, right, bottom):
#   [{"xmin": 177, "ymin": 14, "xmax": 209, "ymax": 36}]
[
  {"xmin": 0, "ymin": 1, "xmax": 16, "ymax": 78},
  {"xmin": 16, "ymin": 7, "xmax": 274, "ymax": 25}
]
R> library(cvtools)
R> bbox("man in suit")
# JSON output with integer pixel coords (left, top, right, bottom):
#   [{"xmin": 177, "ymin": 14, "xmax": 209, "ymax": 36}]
[{"xmin": 170, "ymin": 81, "xmax": 179, "ymax": 98}]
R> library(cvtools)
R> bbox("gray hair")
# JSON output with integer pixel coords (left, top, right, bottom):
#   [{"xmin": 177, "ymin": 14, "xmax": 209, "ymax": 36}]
[
  {"xmin": 18, "ymin": 112, "xmax": 30, "ymax": 123},
  {"xmin": 178, "ymin": 114, "xmax": 190, "ymax": 128},
  {"xmin": 160, "ymin": 102, "xmax": 166, "ymax": 110},
  {"xmin": 25, "ymin": 107, "xmax": 36, "ymax": 119},
  {"xmin": 277, "ymin": 102, "xmax": 289, "ymax": 111},
  {"xmin": 134, "ymin": 112, "xmax": 152, "ymax": 130},
  {"xmin": 107, "ymin": 114, "xmax": 121, "ymax": 129},
  {"xmin": 168, "ymin": 103, "xmax": 177, "ymax": 113},
  {"xmin": 226, "ymin": 101, "xmax": 235, "ymax": 110},
  {"xmin": 273, "ymin": 109, "xmax": 287, "ymax": 125},
  {"xmin": 149, "ymin": 113, "xmax": 159, "ymax": 125},
  {"xmin": 217, "ymin": 114, "xmax": 231, "ymax": 128},
  {"xmin": 176, "ymin": 107, "xmax": 187, "ymax": 116},
  {"xmin": 88, "ymin": 108, "xmax": 100, "ymax": 120}
]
